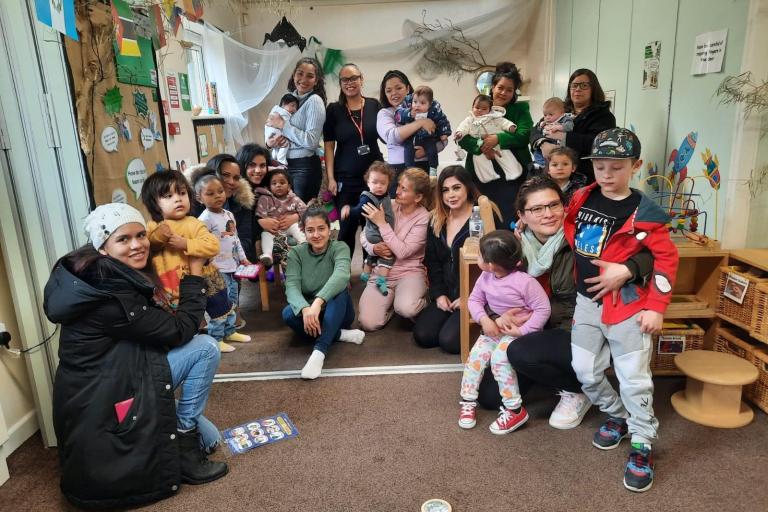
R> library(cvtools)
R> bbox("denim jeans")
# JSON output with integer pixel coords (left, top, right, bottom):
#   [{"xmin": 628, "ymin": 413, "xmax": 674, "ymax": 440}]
[
  {"xmin": 281, "ymin": 288, "xmax": 355, "ymax": 354},
  {"xmin": 207, "ymin": 309, "xmax": 236, "ymax": 342},
  {"xmin": 167, "ymin": 333, "xmax": 221, "ymax": 450},
  {"xmin": 335, "ymin": 180, "xmax": 366, "ymax": 259},
  {"xmin": 287, "ymin": 155, "xmax": 322, "ymax": 203},
  {"xmin": 222, "ymin": 272, "xmax": 239, "ymax": 308}
]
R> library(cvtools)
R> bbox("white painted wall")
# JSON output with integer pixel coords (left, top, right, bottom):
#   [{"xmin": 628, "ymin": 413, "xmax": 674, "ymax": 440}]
[{"xmin": 554, "ymin": 0, "xmax": 750, "ymax": 244}]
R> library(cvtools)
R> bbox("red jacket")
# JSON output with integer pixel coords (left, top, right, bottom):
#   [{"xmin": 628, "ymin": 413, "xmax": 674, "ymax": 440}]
[{"xmin": 564, "ymin": 183, "xmax": 679, "ymax": 325}]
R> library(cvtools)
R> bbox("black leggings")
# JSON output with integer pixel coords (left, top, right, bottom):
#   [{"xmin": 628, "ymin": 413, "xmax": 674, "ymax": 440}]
[
  {"xmin": 478, "ymin": 328, "xmax": 582, "ymax": 409},
  {"xmin": 412, "ymin": 302, "xmax": 461, "ymax": 354}
]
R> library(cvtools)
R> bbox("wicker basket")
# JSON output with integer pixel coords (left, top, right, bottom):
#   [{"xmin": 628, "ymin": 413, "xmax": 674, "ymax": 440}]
[
  {"xmin": 716, "ymin": 266, "xmax": 768, "ymax": 328},
  {"xmin": 713, "ymin": 328, "xmax": 759, "ymax": 396},
  {"xmin": 651, "ymin": 324, "xmax": 704, "ymax": 371},
  {"xmin": 749, "ymin": 348, "xmax": 768, "ymax": 415},
  {"xmin": 751, "ymin": 283, "xmax": 768, "ymax": 343}
]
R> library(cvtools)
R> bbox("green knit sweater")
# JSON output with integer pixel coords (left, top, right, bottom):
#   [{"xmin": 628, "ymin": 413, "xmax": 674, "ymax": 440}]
[
  {"xmin": 285, "ymin": 241, "xmax": 351, "ymax": 315},
  {"xmin": 458, "ymin": 99, "xmax": 533, "ymax": 174}
]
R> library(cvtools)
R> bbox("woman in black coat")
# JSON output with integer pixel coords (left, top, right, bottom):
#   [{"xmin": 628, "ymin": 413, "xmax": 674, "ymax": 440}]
[
  {"xmin": 43, "ymin": 203, "xmax": 227, "ymax": 509},
  {"xmin": 532, "ymin": 68, "xmax": 616, "ymax": 183}
]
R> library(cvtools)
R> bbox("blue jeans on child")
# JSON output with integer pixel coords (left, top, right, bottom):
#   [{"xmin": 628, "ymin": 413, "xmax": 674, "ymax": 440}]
[
  {"xmin": 167, "ymin": 333, "xmax": 221, "ymax": 450},
  {"xmin": 281, "ymin": 289, "xmax": 355, "ymax": 354},
  {"xmin": 222, "ymin": 272, "xmax": 238, "ymax": 308}
]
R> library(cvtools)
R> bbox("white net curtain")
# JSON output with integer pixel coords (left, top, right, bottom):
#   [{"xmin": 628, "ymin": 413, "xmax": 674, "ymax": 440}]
[{"xmin": 200, "ymin": 0, "xmax": 537, "ymax": 147}]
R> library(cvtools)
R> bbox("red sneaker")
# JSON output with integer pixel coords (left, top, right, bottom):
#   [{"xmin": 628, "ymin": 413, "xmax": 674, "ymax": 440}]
[
  {"xmin": 489, "ymin": 406, "xmax": 529, "ymax": 435},
  {"xmin": 458, "ymin": 401, "xmax": 477, "ymax": 429}
]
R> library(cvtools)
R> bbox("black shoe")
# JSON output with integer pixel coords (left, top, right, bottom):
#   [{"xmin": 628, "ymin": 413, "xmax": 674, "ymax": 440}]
[{"xmin": 178, "ymin": 428, "xmax": 228, "ymax": 485}]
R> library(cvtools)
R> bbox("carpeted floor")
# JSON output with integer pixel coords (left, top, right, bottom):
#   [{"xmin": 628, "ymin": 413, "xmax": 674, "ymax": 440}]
[
  {"xmin": 220, "ymin": 254, "xmax": 459, "ymax": 374},
  {"xmin": 3, "ymin": 375, "xmax": 768, "ymax": 511}
]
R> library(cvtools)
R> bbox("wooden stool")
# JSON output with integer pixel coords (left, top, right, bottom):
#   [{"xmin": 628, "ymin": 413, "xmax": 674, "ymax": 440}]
[{"xmin": 671, "ymin": 350, "xmax": 759, "ymax": 428}]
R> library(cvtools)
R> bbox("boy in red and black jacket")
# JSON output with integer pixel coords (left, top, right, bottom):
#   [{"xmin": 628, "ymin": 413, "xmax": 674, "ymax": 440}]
[{"xmin": 564, "ymin": 128, "xmax": 678, "ymax": 493}]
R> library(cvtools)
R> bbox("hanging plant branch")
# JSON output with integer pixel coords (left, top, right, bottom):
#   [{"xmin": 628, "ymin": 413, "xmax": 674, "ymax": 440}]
[
  {"xmin": 409, "ymin": 10, "xmax": 489, "ymax": 81},
  {"xmin": 747, "ymin": 164, "xmax": 768, "ymax": 199},
  {"xmin": 715, "ymin": 71, "xmax": 768, "ymax": 118}
]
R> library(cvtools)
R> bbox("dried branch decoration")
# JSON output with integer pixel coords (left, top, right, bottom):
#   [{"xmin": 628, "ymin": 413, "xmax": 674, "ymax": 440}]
[
  {"xmin": 409, "ymin": 10, "xmax": 489, "ymax": 82},
  {"xmin": 716, "ymin": 71, "xmax": 768, "ymax": 118}
]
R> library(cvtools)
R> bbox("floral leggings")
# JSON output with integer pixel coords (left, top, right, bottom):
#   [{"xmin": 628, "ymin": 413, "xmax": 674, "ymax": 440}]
[{"xmin": 460, "ymin": 335, "xmax": 522, "ymax": 410}]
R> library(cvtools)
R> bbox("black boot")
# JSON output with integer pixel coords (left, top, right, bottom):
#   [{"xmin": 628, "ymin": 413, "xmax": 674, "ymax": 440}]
[{"xmin": 178, "ymin": 428, "xmax": 228, "ymax": 485}]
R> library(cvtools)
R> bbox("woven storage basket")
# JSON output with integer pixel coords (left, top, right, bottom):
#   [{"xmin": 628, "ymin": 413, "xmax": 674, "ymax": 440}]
[
  {"xmin": 749, "ymin": 348, "xmax": 768, "ymax": 415},
  {"xmin": 713, "ymin": 328, "xmax": 758, "ymax": 396},
  {"xmin": 651, "ymin": 325, "xmax": 705, "ymax": 371},
  {"xmin": 751, "ymin": 283, "xmax": 768, "ymax": 343},
  {"xmin": 716, "ymin": 266, "xmax": 768, "ymax": 328}
]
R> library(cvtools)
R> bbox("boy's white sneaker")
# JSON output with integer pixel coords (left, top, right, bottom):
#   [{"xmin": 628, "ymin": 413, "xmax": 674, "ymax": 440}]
[{"xmin": 548, "ymin": 391, "xmax": 591, "ymax": 429}]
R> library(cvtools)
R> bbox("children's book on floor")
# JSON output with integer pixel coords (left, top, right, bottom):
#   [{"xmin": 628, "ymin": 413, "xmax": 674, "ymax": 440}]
[{"xmin": 221, "ymin": 412, "xmax": 299, "ymax": 454}]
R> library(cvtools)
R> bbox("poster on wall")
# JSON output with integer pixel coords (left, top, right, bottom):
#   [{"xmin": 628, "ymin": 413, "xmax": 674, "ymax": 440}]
[
  {"xmin": 179, "ymin": 73, "xmax": 192, "ymax": 111},
  {"xmin": 643, "ymin": 41, "xmax": 661, "ymax": 90},
  {"xmin": 167, "ymin": 74, "xmax": 180, "ymax": 109},
  {"xmin": 691, "ymin": 29, "xmax": 727, "ymax": 75}
]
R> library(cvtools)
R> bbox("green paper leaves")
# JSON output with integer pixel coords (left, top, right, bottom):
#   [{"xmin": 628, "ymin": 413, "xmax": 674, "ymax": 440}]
[{"xmin": 103, "ymin": 86, "xmax": 124, "ymax": 116}]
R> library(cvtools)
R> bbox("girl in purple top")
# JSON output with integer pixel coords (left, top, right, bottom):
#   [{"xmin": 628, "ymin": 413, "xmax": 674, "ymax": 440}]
[{"xmin": 458, "ymin": 230, "xmax": 550, "ymax": 435}]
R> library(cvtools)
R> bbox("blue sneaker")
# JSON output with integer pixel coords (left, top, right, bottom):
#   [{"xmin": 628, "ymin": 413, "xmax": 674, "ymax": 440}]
[
  {"xmin": 592, "ymin": 417, "xmax": 629, "ymax": 450},
  {"xmin": 375, "ymin": 275, "xmax": 389, "ymax": 296},
  {"xmin": 624, "ymin": 442, "xmax": 654, "ymax": 492}
]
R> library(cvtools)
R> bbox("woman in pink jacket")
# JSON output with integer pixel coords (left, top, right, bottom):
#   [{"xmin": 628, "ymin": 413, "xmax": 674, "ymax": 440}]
[{"xmin": 357, "ymin": 168, "xmax": 431, "ymax": 330}]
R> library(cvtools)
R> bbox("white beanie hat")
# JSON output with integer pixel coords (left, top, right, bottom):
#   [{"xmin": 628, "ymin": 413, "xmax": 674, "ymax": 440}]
[{"xmin": 84, "ymin": 203, "xmax": 147, "ymax": 250}]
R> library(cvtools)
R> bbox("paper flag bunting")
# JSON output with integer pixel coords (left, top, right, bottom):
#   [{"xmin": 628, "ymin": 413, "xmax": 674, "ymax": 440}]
[{"xmin": 34, "ymin": 0, "xmax": 78, "ymax": 41}]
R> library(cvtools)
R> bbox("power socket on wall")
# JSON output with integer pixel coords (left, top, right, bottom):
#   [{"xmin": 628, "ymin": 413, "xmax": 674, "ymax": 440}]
[{"xmin": 0, "ymin": 322, "xmax": 19, "ymax": 358}]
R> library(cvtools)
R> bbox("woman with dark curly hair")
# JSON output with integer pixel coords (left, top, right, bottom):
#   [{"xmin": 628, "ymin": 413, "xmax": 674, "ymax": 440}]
[
  {"xmin": 266, "ymin": 57, "xmax": 327, "ymax": 203},
  {"xmin": 457, "ymin": 62, "xmax": 533, "ymax": 225}
]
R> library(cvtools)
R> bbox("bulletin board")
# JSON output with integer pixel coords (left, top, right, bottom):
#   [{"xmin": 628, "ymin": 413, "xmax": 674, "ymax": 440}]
[
  {"xmin": 193, "ymin": 117, "xmax": 226, "ymax": 163},
  {"xmin": 64, "ymin": 2, "xmax": 168, "ymax": 211}
]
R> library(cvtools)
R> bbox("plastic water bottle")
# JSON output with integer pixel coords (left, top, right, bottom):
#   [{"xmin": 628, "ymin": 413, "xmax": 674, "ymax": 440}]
[{"xmin": 469, "ymin": 206, "xmax": 484, "ymax": 238}]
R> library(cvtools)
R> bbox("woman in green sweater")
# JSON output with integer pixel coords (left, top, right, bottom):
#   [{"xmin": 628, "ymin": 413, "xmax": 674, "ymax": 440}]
[
  {"xmin": 458, "ymin": 62, "xmax": 533, "ymax": 225},
  {"xmin": 282, "ymin": 207, "xmax": 366, "ymax": 379}
]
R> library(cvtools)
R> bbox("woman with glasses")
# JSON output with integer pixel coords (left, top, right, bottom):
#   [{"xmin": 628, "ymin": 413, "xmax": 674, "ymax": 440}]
[
  {"xmin": 266, "ymin": 57, "xmax": 327, "ymax": 203},
  {"xmin": 323, "ymin": 63, "xmax": 383, "ymax": 258},
  {"xmin": 457, "ymin": 62, "xmax": 533, "ymax": 226},
  {"xmin": 475, "ymin": 176, "xmax": 652, "ymax": 430},
  {"xmin": 533, "ymin": 68, "xmax": 616, "ymax": 183},
  {"xmin": 377, "ymin": 70, "xmax": 446, "ymax": 195}
]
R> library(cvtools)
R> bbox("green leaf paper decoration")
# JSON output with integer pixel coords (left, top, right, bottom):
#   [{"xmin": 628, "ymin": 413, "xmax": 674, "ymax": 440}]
[
  {"xmin": 103, "ymin": 86, "xmax": 124, "ymax": 117},
  {"xmin": 133, "ymin": 90, "xmax": 149, "ymax": 118}
]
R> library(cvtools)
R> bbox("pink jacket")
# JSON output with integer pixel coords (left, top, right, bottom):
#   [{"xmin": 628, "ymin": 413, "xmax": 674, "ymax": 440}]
[{"xmin": 360, "ymin": 202, "xmax": 429, "ymax": 281}]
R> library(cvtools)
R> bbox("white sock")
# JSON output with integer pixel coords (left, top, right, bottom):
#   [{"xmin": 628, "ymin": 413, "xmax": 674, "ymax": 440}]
[
  {"xmin": 339, "ymin": 329, "xmax": 365, "ymax": 345},
  {"xmin": 301, "ymin": 349, "xmax": 325, "ymax": 380}
]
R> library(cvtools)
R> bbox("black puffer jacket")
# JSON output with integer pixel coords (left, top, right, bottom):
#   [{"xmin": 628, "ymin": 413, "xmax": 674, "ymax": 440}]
[
  {"xmin": 43, "ymin": 256, "xmax": 207, "ymax": 509},
  {"xmin": 563, "ymin": 101, "xmax": 616, "ymax": 183}
]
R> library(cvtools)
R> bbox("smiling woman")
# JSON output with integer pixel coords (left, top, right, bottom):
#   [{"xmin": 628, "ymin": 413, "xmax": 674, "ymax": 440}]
[{"xmin": 43, "ymin": 203, "xmax": 226, "ymax": 509}]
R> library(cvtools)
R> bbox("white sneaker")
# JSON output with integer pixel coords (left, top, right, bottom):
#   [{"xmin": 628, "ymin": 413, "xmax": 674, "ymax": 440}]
[{"xmin": 548, "ymin": 391, "xmax": 591, "ymax": 429}]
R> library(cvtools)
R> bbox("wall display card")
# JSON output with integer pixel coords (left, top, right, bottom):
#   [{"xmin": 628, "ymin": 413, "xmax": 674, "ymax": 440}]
[
  {"xmin": 101, "ymin": 126, "xmax": 119, "ymax": 152},
  {"xmin": 643, "ymin": 41, "xmax": 661, "ymax": 90},
  {"xmin": 115, "ymin": 36, "xmax": 157, "ymax": 87},
  {"xmin": 126, "ymin": 158, "xmax": 148, "ymax": 199},
  {"xmin": 658, "ymin": 335, "xmax": 685, "ymax": 354},
  {"xmin": 221, "ymin": 413, "xmax": 299, "ymax": 455},
  {"xmin": 198, "ymin": 133, "xmax": 208, "ymax": 157},
  {"xmin": 691, "ymin": 29, "xmax": 727, "ymax": 75},
  {"xmin": 179, "ymin": 73, "xmax": 192, "ymax": 111},
  {"xmin": 722, "ymin": 271, "xmax": 749, "ymax": 304},
  {"xmin": 167, "ymin": 74, "xmax": 180, "ymax": 109}
]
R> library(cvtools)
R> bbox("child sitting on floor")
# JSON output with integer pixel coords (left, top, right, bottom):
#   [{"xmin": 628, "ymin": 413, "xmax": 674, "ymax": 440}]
[
  {"xmin": 341, "ymin": 161, "xmax": 395, "ymax": 295},
  {"xmin": 255, "ymin": 168, "xmax": 308, "ymax": 267},
  {"xmin": 454, "ymin": 94, "xmax": 522, "ymax": 184},
  {"xmin": 140, "ymin": 170, "xmax": 251, "ymax": 353},
  {"xmin": 458, "ymin": 230, "xmax": 550, "ymax": 434},
  {"xmin": 195, "ymin": 174, "xmax": 253, "ymax": 352},
  {"xmin": 395, "ymin": 85, "xmax": 452, "ymax": 177}
]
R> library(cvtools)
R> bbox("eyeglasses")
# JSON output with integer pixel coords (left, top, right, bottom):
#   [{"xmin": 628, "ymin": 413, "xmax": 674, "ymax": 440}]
[
  {"xmin": 340, "ymin": 75, "xmax": 361, "ymax": 84},
  {"xmin": 570, "ymin": 81, "xmax": 591, "ymax": 91},
  {"xmin": 523, "ymin": 200, "xmax": 564, "ymax": 217}
]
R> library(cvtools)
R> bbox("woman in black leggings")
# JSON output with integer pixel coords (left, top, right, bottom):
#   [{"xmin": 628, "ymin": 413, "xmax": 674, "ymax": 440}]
[{"xmin": 477, "ymin": 176, "xmax": 653, "ymax": 429}]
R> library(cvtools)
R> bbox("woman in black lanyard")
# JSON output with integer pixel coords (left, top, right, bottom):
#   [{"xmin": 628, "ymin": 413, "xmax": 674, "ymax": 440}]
[{"xmin": 323, "ymin": 63, "xmax": 383, "ymax": 258}]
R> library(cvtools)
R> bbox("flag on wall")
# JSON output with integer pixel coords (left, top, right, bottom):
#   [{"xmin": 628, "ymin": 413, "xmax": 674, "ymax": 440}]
[
  {"xmin": 35, "ymin": 0, "xmax": 78, "ymax": 41},
  {"xmin": 183, "ymin": 0, "xmax": 204, "ymax": 21}
]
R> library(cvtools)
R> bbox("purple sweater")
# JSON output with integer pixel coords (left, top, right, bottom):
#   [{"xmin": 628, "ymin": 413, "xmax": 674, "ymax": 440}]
[{"xmin": 468, "ymin": 270, "xmax": 551, "ymax": 336}]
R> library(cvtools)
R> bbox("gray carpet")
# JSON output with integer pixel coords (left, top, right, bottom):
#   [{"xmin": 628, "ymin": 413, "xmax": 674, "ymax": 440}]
[{"xmin": 3, "ymin": 376, "xmax": 767, "ymax": 511}]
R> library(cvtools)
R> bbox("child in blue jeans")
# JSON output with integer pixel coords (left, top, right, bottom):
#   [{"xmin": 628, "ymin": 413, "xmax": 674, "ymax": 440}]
[
  {"xmin": 195, "ymin": 174, "xmax": 253, "ymax": 352},
  {"xmin": 565, "ymin": 128, "xmax": 678, "ymax": 493}
]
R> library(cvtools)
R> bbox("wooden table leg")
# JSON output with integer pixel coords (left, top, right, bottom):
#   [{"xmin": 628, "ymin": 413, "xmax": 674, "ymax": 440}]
[
  {"xmin": 460, "ymin": 249, "xmax": 470, "ymax": 363},
  {"xmin": 258, "ymin": 264, "xmax": 270, "ymax": 312}
]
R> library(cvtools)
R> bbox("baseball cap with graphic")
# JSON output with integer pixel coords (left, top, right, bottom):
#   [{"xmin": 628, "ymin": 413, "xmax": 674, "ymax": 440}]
[{"xmin": 582, "ymin": 127, "xmax": 642, "ymax": 160}]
